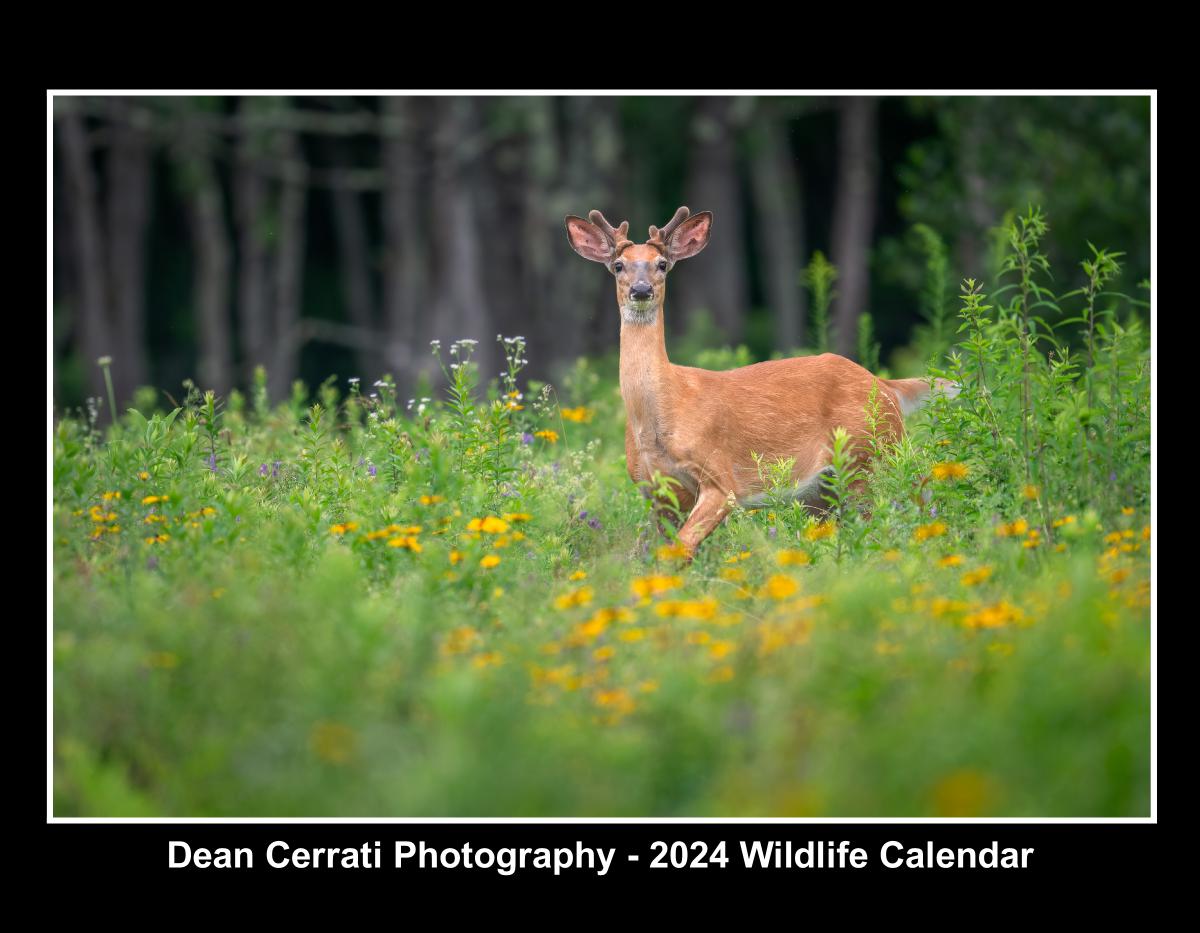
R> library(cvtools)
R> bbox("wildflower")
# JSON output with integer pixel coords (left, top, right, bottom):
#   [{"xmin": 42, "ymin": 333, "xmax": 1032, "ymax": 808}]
[
  {"xmin": 725, "ymin": 550, "xmax": 752, "ymax": 563},
  {"xmin": 995, "ymin": 518, "xmax": 1029, "ymax": 538},
  {"xmin": 882, "ymin": 549, "xmax": 902, "ymax": 562},
  {"xmin": 468, "ymin": 516, "xmax": 510, "ymax": 534},
  {"xmin": 720, "ymin": 567, "xmax": 746, "ymax": 582},
  {"xmin": 533, "ymin": 430, "xmax": 559, "ymax": 443},
  {"xmin": 776, "ymin": 549, "xmax": 811, "ymax": 567},
  {"xmin": 1022, "ymin": 484, "xmax": 1040, "ymax": 500},
  {"xmin": 914, "ymin": 521, "xmax": 948, "ymax": 542},
  {"xmin": 655, "ymin": 597, "xmax": 719, "ymax": 620},
  {"xmin": 560, "ymin": 406, "xmax": 594, "ymax": 423},
  {"xmin": 631, "ymin": 575, "xmax": 683, "ymax": 599},
  {"xmin": 657, "ymin": 542, "xmax": 690, "ymax": 561},
  {"xmin": 931, "ymin": 462, "xmax": 969, "ymax": 481},
  {"xmin": 763, "ymin": 575, "xmax": 799, "ymax": 600},
  {"xmin": 520, "ymin": 432, "xmax": 535, "ymax": 445},
  {"xmin": 962, "ymin": 601, "xmax": 1024, "ymax": 629},
  {"xmin": 137, "ymin": 471, "xmax": 149, "ymax": 481},
  {"xmin": 141, "ymin": 494, "xmax": 169, "ymax": 506},
  {"xmin": 503, "ymin": 513, "xmax": 532, "ymax": 523},
  {"xmin": 329, "ymin": 522, "xmax": 359, "ymax": 536},
  {"xmin": 1052, "ymin": 515, "xmax": 1077, "ymax": 529},
  {"xmin": 618, "ymin": 628, "xmax": 647, "ymax": 642},
  {"xmin": 419, "ymin": 495, "xmax": 445, "ymax": 506},
  {"xmin": 449, "ymin": 550, "xmax": 463, "ymax": 565},
  {"xmin": 805, "ymin": 521, "xmax": 836, "ymax": 542},
  {"xmin": 554, "ymin": 586, "xmax": 595, "ymax": 610},
  {"xmin": 480, "ymin": 554, "xmax": 501, "ymax": 569},
  {"xmin": 473, "ymin": 651, "xmax": 504, "ymax": 669},
  {"xmin": 387, "ymin": 536, "xmax": 423, "ymax": 553},
  {"xmin": 568, "ymin": 570, "xmax": 587, "ymax": 581},
  {"xmin": 938, "ymin": 554, "xmax": 965, "ymax": 568},
  {"xmin": 1023, "ymin": 529, "xmax": 1042, "ymax": 549},
  {"xmin": 1122, "ymin": 506, "xmax": 1135, "ymax": 516},
  {"xmin": 101, "ymin": 490, "xmax": 121, "ymax": 501},
  {"xmin": 593, "ymin": 646, "xmax": 616, "ymax": 662},
  {"xmin": 143, "ymin": 533, "xmax": 170, "ymax": 545},
  {"xmin": 961, "ymin": 566, "xmax": 994, "ymax": 587}
]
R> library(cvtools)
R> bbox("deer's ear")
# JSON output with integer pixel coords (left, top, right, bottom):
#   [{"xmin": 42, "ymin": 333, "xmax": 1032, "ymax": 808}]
[
  {"xmin": 565, "ymin": 215, "xmax": 613, "ymax": 263},
  {"xmin": 667, "ymin": 211, "xmax": 713, "ymax": 262}
]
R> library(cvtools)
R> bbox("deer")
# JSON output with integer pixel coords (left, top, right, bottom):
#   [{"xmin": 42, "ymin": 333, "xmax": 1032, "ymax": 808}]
[{"xmin": 565, "ymin": 205, "xmax": 957, "ymax": 559}]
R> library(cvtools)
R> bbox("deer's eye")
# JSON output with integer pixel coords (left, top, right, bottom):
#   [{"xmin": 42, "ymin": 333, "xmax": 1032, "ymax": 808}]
[
  {"xmin": 613, "ymin": 261, "xmax": 624, "ymax": 273},
  {"xmin": 657, "ymin": 260, "xmax": 668, "ymax": 272}
]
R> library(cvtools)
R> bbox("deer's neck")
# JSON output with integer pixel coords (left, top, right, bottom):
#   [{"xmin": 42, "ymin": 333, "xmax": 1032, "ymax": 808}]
[{"xmin": 619, "ymin": 303, "xmax": 675, "ymax": 441}]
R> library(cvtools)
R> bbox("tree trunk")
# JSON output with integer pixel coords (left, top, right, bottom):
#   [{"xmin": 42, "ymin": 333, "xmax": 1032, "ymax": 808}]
[
  {"xmin": 175, "ymin": 101, "xmax": 233, "ymax": 395},
  {"xmin": 426, "ymin": 97, "xmax": 493, "ymax": 383},
  {"xmin": 234, "ymin": 98, "xmax": 272, "ymax": 386},
  {"xmin": 103, "ymin": 98, "xmax": 152, "ymax": 405},
  {"xmin": 673, "ymin": 97, "xmax": 749, "ymax": 344},
  {"xmin": 748, "ymin": 101, "xmax": 806, "ymax": 352},
  {"xmin": 328, "ymin": 145, "xmax": 380, "ymax": 381},
  {"xmin": 830, "ymin": 96, "xmax": 879, "ymax": 359},
  {"xmin": 381, "ymin": 96, "xmax": 427, "ymax": 389},
  {"xmin": 58, "ymin": 106, "xmax": 110, "ymax": 406},
  {"xmin": 269, "ymin": 120, "xmax": 307, "ymax": 400}
]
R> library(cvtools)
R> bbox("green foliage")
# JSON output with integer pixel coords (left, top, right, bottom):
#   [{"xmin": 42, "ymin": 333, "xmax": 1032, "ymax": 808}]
[
  {"xmin": 800, "ymin": 250, "xmax": 837, "ymax": 354},
  {"xmin": 53, "ymin": 209, "xmax": 1150, "ymax": 817}
]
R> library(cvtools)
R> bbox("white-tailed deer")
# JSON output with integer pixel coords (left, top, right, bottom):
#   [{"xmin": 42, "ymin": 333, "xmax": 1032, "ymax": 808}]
[{"xmin": 566, "ymin": 206, "xmax": 957, "ymax": 558}]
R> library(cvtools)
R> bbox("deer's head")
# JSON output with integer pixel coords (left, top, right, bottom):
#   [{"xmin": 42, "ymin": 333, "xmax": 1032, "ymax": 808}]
[{"xmin": 565, "ymin": 206, "xmax": 713, "ymax": 325}]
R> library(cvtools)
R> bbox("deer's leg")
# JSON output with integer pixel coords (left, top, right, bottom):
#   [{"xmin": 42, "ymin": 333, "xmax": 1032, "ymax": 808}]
[{"xmin": 677, "ymin": 484, "xmax": 733, "ymax": 558}]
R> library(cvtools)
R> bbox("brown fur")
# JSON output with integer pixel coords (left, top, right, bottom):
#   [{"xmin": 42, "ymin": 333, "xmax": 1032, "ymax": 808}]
[{"xmin": 567, "ymin": 207, "xmax": 937, "ymax": 558}]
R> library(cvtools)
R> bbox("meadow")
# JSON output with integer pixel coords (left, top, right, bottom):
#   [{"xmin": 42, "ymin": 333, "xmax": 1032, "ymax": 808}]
[{"xmin": 52, "ymin": 210, "xmax": 1152, "ymax": 816}]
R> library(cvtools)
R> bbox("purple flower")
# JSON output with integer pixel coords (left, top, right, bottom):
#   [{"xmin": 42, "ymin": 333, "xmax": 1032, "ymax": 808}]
[
  {"xmin": 207, "ymin": 452, "xmax": 218, "ymax": 473},
  {"xmin": 272, "ymin": 460, "xmax": 281, "ymax": 479},
  {"xmin": 768, "ymin": 525, "xmax": 777, "ymax": 538},
  {"xmin": 521, "ymin": 432, "xmax": 534, "ymax": 445},
  {"xmin": 588, "ymin": 517, "xmax": 602, "ymax": 530},
  {"xmin": 578, "ymin": 510, "xmax": 588, "ymax": 520},
  {"xmin": 259, "ymin": 463, "xmax": 268, "ymax": 477},
  {"xmin": 929, "ymin": 504, "xmax": 938, "ymax": 518},
  {"xmin": 368, "ymin": 462, "xmax": 377, "ymax": 478}
]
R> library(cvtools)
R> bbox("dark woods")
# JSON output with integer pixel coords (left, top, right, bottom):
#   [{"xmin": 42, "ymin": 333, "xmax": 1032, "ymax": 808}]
[{"xmin": 52, "ymin": 95, "xmax": 1150, "ymax": 417}]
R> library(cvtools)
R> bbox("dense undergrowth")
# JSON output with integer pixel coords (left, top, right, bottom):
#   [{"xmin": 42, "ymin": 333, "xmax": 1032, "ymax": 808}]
[{"xmin": 53, "ymin": 209, "xmax": 1151, "ymax": 816}]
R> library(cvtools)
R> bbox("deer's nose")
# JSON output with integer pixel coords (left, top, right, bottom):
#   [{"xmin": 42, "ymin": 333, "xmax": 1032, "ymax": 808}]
[{"xmin": 630, "ymin": 283, "xmax": 654, "ymax": 300}]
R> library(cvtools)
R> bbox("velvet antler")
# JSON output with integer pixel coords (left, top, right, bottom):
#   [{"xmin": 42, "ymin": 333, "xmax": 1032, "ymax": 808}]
[
  {"xmin": 647, "ymin": 206, "xmax": 691, "ymax": 250},
  {"xmin": 587, "ymin": 210, "xmax": 632, "ymax": 253}
]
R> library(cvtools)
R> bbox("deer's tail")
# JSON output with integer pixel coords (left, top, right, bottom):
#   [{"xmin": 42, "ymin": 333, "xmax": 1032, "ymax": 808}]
[{"xmin": 883, "ymin": 377, "xmax": 960, "ymax": 417}]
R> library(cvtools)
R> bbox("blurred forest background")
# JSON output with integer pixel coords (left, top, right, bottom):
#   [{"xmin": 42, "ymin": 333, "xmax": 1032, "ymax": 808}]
[{"xmin": 52, "ymin": 95, "xmax": 1150, "ymax": 415}]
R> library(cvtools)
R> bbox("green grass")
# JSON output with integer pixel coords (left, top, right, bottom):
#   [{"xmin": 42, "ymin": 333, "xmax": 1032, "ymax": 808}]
[{"xmin": 53, "ymin": 213, "xmax": 1151, "ymax": 817}]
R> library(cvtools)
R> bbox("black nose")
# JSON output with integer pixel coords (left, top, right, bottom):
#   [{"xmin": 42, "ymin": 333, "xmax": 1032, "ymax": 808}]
[{"xmin": 630, "ymin": 283, "xmax": 653, "ymax": 300}]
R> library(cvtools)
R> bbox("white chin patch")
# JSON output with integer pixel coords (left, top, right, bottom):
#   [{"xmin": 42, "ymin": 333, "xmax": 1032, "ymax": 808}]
[{"xmin": 622, "ymin": 303, "xmax": 657, "ymax": 325}]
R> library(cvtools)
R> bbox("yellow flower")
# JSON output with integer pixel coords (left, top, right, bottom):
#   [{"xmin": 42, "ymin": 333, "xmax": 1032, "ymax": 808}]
[
  {"xmin": 708, "ymin": 640, "xmax": 737, "ymax": 660},
  {"xmin": 776, "ymin": 549, "xmax": 811, "ymax": 567},
  {"xmin": 725, "ymin": 550, "xmax": 753, "ymax": 563},
  {"xmin": 763, "ymin": 575, "xmax": 799, "ymax": 600},
  {"xmin": 559, "ymin": 406, "xmax": 594, "ymax": 423},
  {"xmin": 593, "ymin": 646, "xmax": 616, "ymax": 662},
  {"xmin": 931, "ymin": 462, "xmax": 969, "ymax": 481},
  {"xmin": 995, "ymin": 518, "xmax": 1029, "ymax": 538},
  {"xmin": 554, "ymin": 585, "xmax": 595, "ymax": 610},
  {"xmin": 329, "ymin": 522, "xmax": 359, "ymax": 536},
  {"xmin": 419, "ymin": 495, "xmax": 445, "ymax": 505},
  {"xmin": 657, "ymin": 542, "xmax": 690, "ymax": 561},
  {"xmin": 1022, "ymin": 484, "xmax": 1040, "ymax": 500},
  {"xmin": 631, "ymin": 575, "xmax": 683, "ymax": 599},
  {"xmin": 1052, "ymin": 515, "xmax": 1076, "ymax": 529},
  {"xmin": 141, "ymin": 494, "xmax": 169, "ymax": 506},
  {"xmin": 503, "ymin": 512, "xmax": 533, "ymax": 523},
  {"xmin": 568, "ymin": 570, "xmax": 587, "ymax": 581},
  {"xmin": 480, "ymin": 554, "xmax": 501, "ymax": 569},
  {"xmin": 441, "ymin": 626, "xmax": 479, "ymax": 655},
  {"xmin": 468, "ymin": 516, "xmax": 510, "ymax": 534},
  {"xmin": 882, "ymin": 549, "xmax": 902, "ymax": 562},
  {"xmin": 938, "ymin": 554, "xmax": 965, "ymax": 568},
  {"xmin": 473, "ymin": 651, "xmax": 504, "ymax": 669},
  {"xmin": 720, "ymin": 567, "xmax": 746, "ymax": 582},
  {"xmin": 962, "ymin": 601, "xmax": 1024, "ymax": 629},
  {"xmin": 961, "ymin": 566, "xmax": 993, "ymax": 587},
  {"xmin": 533, "ymin": 430, "xmax": 559, "ymax": 443},
  {"xmin": 1121, "ymin": 506, "xmax": 1135, "ymax": 516},
  {"xmin": 137, "ymin": 471, "xmax": 150, "ymax": 481},
  {"xmin": 655, "ymin": 597, "xmax": 719, "ymax": 620},
  {"xmin": 101, "ymin": 490, "xmax": 122, "ymax": 501},
  {"xmin": 618, "ymin": 628, "xmax": 646, "ymax": 642},
  {"xmin": 914, "ymin": 521, "xmax": 948, "ymax": 542},
  {"xmin": 805, "ymin": 521, "xmax": 836, "ymax": 542}
]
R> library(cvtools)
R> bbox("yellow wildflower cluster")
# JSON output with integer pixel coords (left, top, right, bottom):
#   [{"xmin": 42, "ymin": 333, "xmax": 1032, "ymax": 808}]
[
  {"xmin": 962, "ymin": 601, "xmax": 1024, "ymax": 629},
  {"xmin": 468, "ymin": 516, "xmax": 510, "ymax": 534},
  {"xmin": 776, "ymin": 549, "xmax": 811, "ymax": 567},
  {"xmin": 914, "ymin": 521, "xmax": 948, "ymax": 542},
  {"xmin": 805, "ymin": 521, "xmax": 836, "ymax": 542},
  {"xmin": 554, "ymin": 585, "xmax": 595, "ymax": 610},
  {"xmin": 631, "ymin": 575, "xmax": 683, "ymax": 600},
  {"xmin": 655, "ymin": 597, "xmax": 719, "ymax": 620},
  {"xmin": 931, "ymin": 462, "xmax": 969, "ymax": 481},
  {"xmin": 533, "ymin": 430, "xmax": 559, "ymax": 443},
  {"xmin": 559, "ymin": 406, "xmax": 594, "ymax": 423}
]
